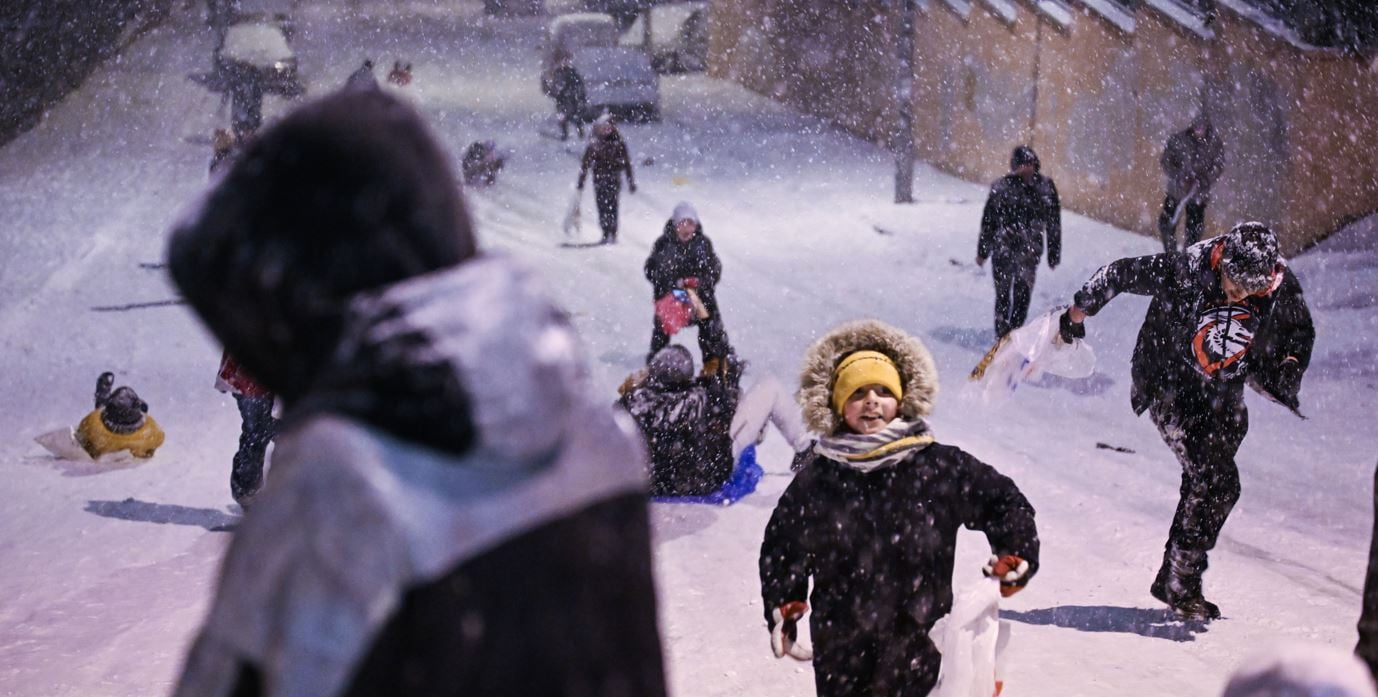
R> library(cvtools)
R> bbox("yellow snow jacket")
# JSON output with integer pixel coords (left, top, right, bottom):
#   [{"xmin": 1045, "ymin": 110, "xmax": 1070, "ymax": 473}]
[{"xmin": 75, "ymin": 411, "xmax": 165, "ymax": 459}]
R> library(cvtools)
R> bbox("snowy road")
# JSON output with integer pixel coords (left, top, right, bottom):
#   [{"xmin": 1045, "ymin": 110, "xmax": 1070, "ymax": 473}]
[{"xmin": 1, "ymin": 2, "xmax": 1376, "ymax": 695}]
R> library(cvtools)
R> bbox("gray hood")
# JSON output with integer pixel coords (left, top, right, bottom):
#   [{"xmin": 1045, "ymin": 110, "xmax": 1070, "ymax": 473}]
[{"xmin": 173, "ymin": 255, "xmax": 649, "ymax": 697}]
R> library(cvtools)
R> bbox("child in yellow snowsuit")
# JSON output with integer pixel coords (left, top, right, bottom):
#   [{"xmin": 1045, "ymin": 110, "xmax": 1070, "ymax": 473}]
[{"xmin": 74, "ymin": 372, "xmax": 164, "ymax": 459}]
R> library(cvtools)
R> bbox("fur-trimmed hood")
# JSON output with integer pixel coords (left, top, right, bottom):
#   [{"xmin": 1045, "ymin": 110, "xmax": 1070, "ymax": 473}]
[{"xmin": 798, "ymin": 320, "xmax": 938, "ymax": 435}]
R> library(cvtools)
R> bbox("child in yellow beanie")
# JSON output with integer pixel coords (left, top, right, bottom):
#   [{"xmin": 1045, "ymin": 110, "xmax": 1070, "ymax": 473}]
[{"xmin": 760, "ymin": 320, "xmax": 1039, "ymax": 696}]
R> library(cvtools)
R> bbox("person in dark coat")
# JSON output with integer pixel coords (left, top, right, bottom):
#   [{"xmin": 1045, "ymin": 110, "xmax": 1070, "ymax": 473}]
[
  {"xmin": 1060, "ymin": 221, "xmax": 1314, "ymax": 620},
  {"xmin": 461, "ymin": 140, "xmax": 505, "ymax": 187},
  {"xmin": 761, "ymin": 320, "xmax": 1039, "ymax": 697},
  {"xmin": 576, "ymin": 115, "xmax": 636, "ymax": 244},
  {"xmin": 550, "ymin": 51, "xmax": 587, "ymax": 141},
  {"xmin": 644, "ymin": 201, "xmax": 731, "ymax": 366},
  {"xmin": 1358, "ymin": 459, "xmax": 1378, "ymax": 682},
  {"xmin": 1158, "ymin": 114, "xmax": 1225, "ymax": 253},
  {"xmin": 343, "ymin": 58, "xmax": 378, "ymax": 91},
  {"xmin": 619, "ymin": 346, "xmax": 810, "ymax": 496},
  {"xmin": 977, "ymin": 145, "xmax": 1062, "ymax": 338},
  {"xmin": 168, "ymin": 89, "xmax": 666, "ymax": 697}
]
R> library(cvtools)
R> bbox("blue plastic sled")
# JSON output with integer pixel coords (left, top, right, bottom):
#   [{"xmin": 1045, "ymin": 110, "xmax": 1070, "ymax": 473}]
[{"xmin": 652, "ymin": 445, "xmax": 763, "ymax": 505}]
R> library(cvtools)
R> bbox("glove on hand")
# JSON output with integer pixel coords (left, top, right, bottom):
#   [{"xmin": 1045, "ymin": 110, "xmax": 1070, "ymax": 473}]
[
  {"xmin": 1058, "ymin": 309, "xmax": 1085, "ymax": 344},
  {"xmin": 681, "ymin": 276, "xmax": 699, "ymax": 289},
  {"xmin": 770, "ymin": 601, "xmax": 813, "ymax": 661},
  {"xmin": 983, "ymin": 554, "xmax": 1031, "ymax": 597},
  {"xmin": 1274, "ymin": 357, "xmax": 1305, "ymax": 407}
]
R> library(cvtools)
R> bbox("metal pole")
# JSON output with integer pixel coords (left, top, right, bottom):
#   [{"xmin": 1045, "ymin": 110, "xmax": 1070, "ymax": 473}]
[{"xmin": 894, "ymin": 0, "xmax": 916, "ymax": 204}]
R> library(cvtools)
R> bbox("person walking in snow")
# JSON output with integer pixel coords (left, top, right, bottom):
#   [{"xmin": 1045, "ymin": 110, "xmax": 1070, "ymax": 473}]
[
  {"xmin": 1358, "ymin": 458, "xmax": 1378, "ymax": 681},
  {"xmin": 644, "ymin": 202, "xmax": 731, "ymax": 367},
  {"xmin": 549, "ymin": 49, "xmax": 587, "ymax": 141},
  {"xmin": 1059, "ymin": 222, "xmax": 1313, "ymax": 620},
  {"xmin": 343, "ymin": 58, "xmax": 378, "ymax": 91},
  {"xmin": 760, "ymin": 320, "xmax": 1039, "ymax": 696},
  {"xmin": 214, "ymin": 352, "xmax": 278, "ymax": 506},
  {"xmin": 75, "ymin": 372, "xmax": 164, "ymax": 460},
  {"xmin": 168, "ymin": 89, "xmax": 667, "ymax": 697},
  {"xmin": 576, "ymin": 115, "xmax": 635, "ymax": 244},
  {"xmin": 461, "ymin": 140, "xmax": 505, "ymax": 187},
  {"xmin": 618, "ymin": 345, "xmax": 810, "ymax": 496},
  {"xmin": 977, "ymin": 145, "xmax": 1062, "ymax": 339},
  {"xmin": 1158, "ymin": 114, "xmax": 1225, "ymax": 254}
]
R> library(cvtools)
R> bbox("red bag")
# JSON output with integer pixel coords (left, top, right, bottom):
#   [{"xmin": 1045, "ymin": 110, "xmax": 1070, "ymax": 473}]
[
  {"xmin": 654, "ymin": 292, "xmax": 694, "ymax": 336},
  {"xmin": 216, "ymin": 351, "xmax": 272, "ymax": 398}
]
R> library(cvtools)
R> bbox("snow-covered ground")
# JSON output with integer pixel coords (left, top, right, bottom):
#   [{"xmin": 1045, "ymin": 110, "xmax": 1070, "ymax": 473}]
[{"xmin": 1, "ymin": 2, "xmax": 1376, "ymax": 695}]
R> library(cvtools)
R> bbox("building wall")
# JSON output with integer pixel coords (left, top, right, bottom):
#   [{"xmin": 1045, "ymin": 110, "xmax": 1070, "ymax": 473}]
[{"xmin": 707, "ymin": 0, "xmax": 1378, "ymax": 253}]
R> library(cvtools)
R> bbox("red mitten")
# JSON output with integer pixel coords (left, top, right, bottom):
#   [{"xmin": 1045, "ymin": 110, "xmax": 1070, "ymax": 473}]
[
  {"xmin": 681, "ymin": 276, "xmax": 699, "ymax": 289},
  {"xmin": 770, "ymin": 601, "xmax": 813, "ymax": 661},
  {"xmin": 982, "ymin": 554, "xmax": 1031, "ymax": 597}
]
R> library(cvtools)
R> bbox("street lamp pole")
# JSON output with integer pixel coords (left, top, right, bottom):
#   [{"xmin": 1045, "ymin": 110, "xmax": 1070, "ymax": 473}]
[{"xmin": 893, "ymin": 0, "xmax": 916, "ymax": 204}]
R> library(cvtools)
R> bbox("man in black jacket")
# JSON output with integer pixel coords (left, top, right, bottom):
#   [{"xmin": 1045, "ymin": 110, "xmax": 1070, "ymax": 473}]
[
  {"xmin": 644, "ymin": 202, "xmax": 731, "ymax": 367},
  {"xmin": 977, "ymin": 145, "xmax": 1062, "ymax": 338},
  {"xmin": 1060, "ymin": 221, "xmax": 1314, "ymax": 620},
  {"xmin": 1158, "ymin": 114, "xmax": 1225, "ymax": 253},
  {"xmin": 1359, "ymin": 460, "xmax": 1378, "ymax": 681}
]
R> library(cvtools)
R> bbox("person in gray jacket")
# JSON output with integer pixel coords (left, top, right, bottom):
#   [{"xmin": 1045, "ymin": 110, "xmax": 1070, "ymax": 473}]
[{"xmin": 168, "ymin": 89, "xmax": 666, "ymax": 697}]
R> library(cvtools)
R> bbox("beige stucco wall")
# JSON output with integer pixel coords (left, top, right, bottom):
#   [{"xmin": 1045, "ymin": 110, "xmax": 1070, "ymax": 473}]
[{"xmin": 707, "ymin": 0, "xmax": 1378, "ymax": 253}]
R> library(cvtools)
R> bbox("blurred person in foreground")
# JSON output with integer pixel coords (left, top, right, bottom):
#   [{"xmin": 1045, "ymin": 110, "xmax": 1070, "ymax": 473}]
[{"xmin": 168, "ymin": 88, "xmax": 666, "ymax": 697}]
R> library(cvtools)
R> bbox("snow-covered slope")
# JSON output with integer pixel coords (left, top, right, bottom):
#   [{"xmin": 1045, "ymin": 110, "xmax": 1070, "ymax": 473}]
[{"xmin": 0, "ymin": 2, "xmax": 1374, "ymax": 695}]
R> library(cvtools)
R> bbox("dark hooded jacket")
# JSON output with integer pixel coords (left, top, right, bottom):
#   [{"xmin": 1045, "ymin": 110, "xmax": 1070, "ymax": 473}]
[
  {"xmin": 978, "ymin": 172, "xmax": 1062, "ymax": 267},
  {"xmin": 1161, "ymin": 120, "xmax": 1225, "ymax": 200},
  {"xmin": 577, "ymin": 127, "xmax": 634, "ymax": 189},
  {"xmin": 168, "ymin": 90, "xmax": 665, "ymax": 697},
  {"xmin": 761, "ymin": 321, "xmax": 1038, "ymax": 696},
  {"xmin": 644, "ymin": 220, "xmax": 723, "ymax": 313},
  {"xmin": 619, "ymin": 349, "xmax": 740, "ymax": 496},
  {"xmin": 1073, "ymin": 237, "xmax": 1314, "ymax": 415}
]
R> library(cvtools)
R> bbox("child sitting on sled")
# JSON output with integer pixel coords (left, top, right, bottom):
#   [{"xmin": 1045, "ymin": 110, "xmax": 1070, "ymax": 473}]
[{"xmin": 75, "ymin": 372, "xmax": 164, "ymax": 459}]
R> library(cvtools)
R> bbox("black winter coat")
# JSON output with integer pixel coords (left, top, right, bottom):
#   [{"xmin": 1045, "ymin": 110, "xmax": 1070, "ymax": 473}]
[
  {"xmin": 760, "ymin": 444, "xmax": 1039, "ymax": 647},
  {"xmin": 1358, "ymin": 460, "xmax": 1378, "ymax": 681},
  {"xmin": 644, "ymin": 222, "xmax": 723, "ymax": 312},
  {"xmin": 551, "ymin": 64, "xmax": 586, "ymax": 118},
  {"xmin": 978, "ymin": 173, "xmax": 1062, "ymax": 267},
  {"xmin": 1161, "ymin": 125, "xmax": 1224, "ymax": 200},
  {"xmin": 1073, "ymin": 238, "xmax": 1314, "ymax": 414},
  {"xmin": 620, "ymin": 370, "xmax": 739, "ymax": 496}
]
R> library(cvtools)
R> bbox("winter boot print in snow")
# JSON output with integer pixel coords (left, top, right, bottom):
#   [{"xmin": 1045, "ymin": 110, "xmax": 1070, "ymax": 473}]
[{"xmin": 1150, "ymin": 547, "xmax": 1220, "ymax": 620}]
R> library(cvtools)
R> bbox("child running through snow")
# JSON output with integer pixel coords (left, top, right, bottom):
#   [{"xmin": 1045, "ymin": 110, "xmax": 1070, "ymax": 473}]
[{"xmin": 760, "ymin": 320, "xmax": 1039, "ymax": 696}]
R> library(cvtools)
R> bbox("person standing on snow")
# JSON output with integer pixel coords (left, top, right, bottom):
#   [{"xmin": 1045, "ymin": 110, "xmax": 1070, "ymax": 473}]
[
  {"xmin": 760, "ymin": 320, "xmax": 1039, "ymax": 696},
  {"xmin": 1059, "ymin": 221, "xmax": 1313, "ymax": 620},
  {"xmin": 977, "ymin": 145, "xmax": 1062, "ymax": 339},
  {"xmin": 168, "ymin": 89, "xmax": 666, "ymax": 697},
  {"xmin": 618, "ymin": 345, "xmax": 811, "ymax": 496},
  {"xmin": 549, "ymin": 49, "xmax": 587, "ymax": 141},
  {"xmin": 576, "ymin": 115, "xmax": 635, "ymax": 244},
  {"xmin": 214, "ymin": 353, "xmax": 278, "ymax": 506},
  {"xmin": 644, "ymin": 201, "xmax": 731, "ymax": 368},
  {"xmin": 1358, "ymin": 458, "xmax": 1378, "ymax": 681},
  {"xmin": 1158, "ymin": 114, "xmax": 1225, "ymax": 254}
]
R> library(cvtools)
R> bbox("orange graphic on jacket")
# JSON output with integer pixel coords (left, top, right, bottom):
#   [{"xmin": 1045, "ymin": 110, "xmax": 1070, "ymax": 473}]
[{"xmin": 1192, "ymin": 307, "xmax": 1255, "ymax": 376}]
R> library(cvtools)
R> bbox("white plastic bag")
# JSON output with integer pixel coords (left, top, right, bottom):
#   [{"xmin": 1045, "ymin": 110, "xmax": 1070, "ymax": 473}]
[
  {"xmin": 976, "ymin": 308, "xmax": 1096, "ymax": 402},
  {"xmin": 33, "ymin": 427, "xmax": 136, "ymax": 464},
  {"xmin": 932, "ymin": 579, "xmax": 1009, "ymax": 697},
  {"xmin": 561, "ymin": 189, "xmax": 582, "ymax": 237}
]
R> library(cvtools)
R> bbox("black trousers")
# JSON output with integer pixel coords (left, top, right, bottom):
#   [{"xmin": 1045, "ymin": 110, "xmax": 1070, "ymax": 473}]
[
  {"xmin": 1158, "ymin": 195, "xmax": 1207, "ymax": 254},
  {"xmin": 1148, "ymin": 392, "xmax": 1247, "ymax": 555},
  {"xmin": 991, "ymin": 251, "xmax": 1038, "ymax": 338},
  {"xmin": 649, "ymin": 311, "xmax": 731, "ymax": 364},
  {"xmin": 593, "ymin": 176, "xmax": 620, "ymax": 242},
  {"xmin": 812, "ymin": 623, "xmax": 941, "ymax": 697},
  {"xmin": 231, "ymin": 394, "xmax": 279, "ymax": 502}
]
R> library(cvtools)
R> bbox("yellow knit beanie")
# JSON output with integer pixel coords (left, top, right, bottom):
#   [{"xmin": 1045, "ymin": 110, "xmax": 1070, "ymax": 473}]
[{"xmin": 831, "ymin": 350, "xmax": 904, "ymax": 415}]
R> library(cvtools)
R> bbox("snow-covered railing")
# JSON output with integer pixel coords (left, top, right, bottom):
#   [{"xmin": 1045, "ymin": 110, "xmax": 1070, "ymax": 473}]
[
  {"xmin": 1214, "ymin": 0, "xmax": 1344, "ymax": 54},
  {"xmin": 978, "ymin": 0, "xmax": 1019, "ymax": 25},
  {"xmin": 1141, "ymin": 0, "xmax": 1214, "ymax": 39},
  {"xmin": 1075, "ymin": 0, "xmax": 1136, "ymax": 34},
  {"xmin": 940, "ymin": 0, "xmax": 974, "ymax": 20},
  {"xmin": 1029, "ymin": 0, "xmax": 1074, "ymax": 29}
]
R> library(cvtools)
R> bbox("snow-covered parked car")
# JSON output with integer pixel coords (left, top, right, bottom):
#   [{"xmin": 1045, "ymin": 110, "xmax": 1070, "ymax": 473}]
[
  {"xmin": 618, "ymin": 2, "xmax": 708, "ymax": 73},
  {"xmin": 543, "ymin": 13, "xmax": 660, "ymax": 122},
  {"xmin": 216, "ymin": 20, "xmax": 303, "ymax": 97}
]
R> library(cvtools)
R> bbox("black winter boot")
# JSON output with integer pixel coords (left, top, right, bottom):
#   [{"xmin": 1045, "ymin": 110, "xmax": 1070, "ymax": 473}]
[{"xmin": 1150, "ymin": 547, "xmax": 1220, "ymax": 620}]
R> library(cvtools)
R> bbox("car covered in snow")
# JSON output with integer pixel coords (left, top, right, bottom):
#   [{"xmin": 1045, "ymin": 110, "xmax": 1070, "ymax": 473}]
[
  {"xmin": 216, "ymin": 19, "xmax": 304, "ymax": 97},
  {"xmin": 618, "ymin": 2, "xmax": 708, "ymax": 74},
  {"xmin": 542, "ymin": 13, "xmax": 660, "ymax": 122}
]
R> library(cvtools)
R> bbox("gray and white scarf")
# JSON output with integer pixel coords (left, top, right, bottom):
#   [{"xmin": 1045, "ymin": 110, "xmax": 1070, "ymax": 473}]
[{"xmin": 816, "ymin": 418, "xmax": 934, "ymax": 473}]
